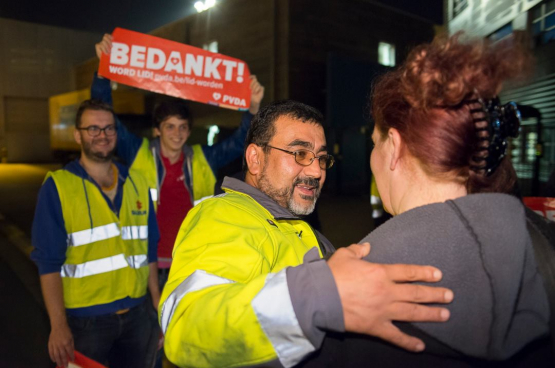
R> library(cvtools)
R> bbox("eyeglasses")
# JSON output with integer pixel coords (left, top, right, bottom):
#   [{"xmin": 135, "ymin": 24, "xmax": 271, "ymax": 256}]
[
  {"xmin": 76, "ymin": 125, "xmax": 117, "ymax": 137},
  {"xmin": 266, "ymin": 145, "xmax": 335, "ymax": 170}
]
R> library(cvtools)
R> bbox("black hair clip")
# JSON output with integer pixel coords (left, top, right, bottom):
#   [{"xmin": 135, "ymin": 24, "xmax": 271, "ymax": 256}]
[{"xmin": 469, "ymin": 96, "xmax": 521, "ymax": 176}]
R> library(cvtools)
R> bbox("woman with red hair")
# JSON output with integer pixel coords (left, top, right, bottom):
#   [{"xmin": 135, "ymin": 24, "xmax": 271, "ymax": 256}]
[{"xmin": 300, "ymin": 34, "xmax": 552, "ymax": 367}]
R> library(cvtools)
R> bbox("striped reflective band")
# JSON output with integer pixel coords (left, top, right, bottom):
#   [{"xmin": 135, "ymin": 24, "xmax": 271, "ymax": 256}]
[
  {"xmin": 68, "ymin": 223, "xmax": 120, "ymax": 247},
  {"xmin": 61, "ymin": 254, "xmax": 148, "ymax": 278},
  {"xmin": 251, "ymin": 269, "xmax": 315, "ymax": 368},
  {"xmin": 160, "ymin": 270, "xmax": 234, "ymax": 334},
  {"xmin": 193, "ymin": 195, "xmax": 213, "ymax": 206},
  {"xmin": 370, "ymin": 195, "xmax": 382, "ymax": 205},
  {"xmin": 121, "ymin": 226, "xmax": 148, "ymax": 240},
  {"xmin": 150, "ymin": 188, "xmax": 158, "ymax": 202},
  {"xmin": 126, "ymin": 254, "xmax": 148, "ymax": 269}
]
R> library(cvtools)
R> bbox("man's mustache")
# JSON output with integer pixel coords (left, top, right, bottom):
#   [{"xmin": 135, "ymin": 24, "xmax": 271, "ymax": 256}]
[{"xmin": 293, "ymin": 177, "xmax": 320, "ymax": 190}]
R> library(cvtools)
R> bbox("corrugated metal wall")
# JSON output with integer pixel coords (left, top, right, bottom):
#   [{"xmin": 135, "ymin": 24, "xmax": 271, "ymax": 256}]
[{"xmin": 501, "ymin": 73, "xmax": 555, "ymax": 192}]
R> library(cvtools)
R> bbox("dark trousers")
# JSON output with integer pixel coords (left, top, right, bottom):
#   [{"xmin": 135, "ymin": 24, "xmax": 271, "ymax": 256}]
[{"xmin": 68, "ymin": 301, "xmax": 154, "ymax": 368}]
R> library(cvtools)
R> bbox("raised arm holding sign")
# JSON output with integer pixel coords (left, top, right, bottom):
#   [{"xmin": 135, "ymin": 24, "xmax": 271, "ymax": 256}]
[{"xmin": 98, "ymin": 28, "xmax": 258, "ymax": 111}]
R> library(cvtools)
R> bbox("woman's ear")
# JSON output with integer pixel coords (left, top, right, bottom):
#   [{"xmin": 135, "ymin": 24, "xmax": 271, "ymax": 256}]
[
  {"xmin": 245, "ymin": 143, "xmax": 263, "ymax": 175},
  {"xmin": 388, "ymin": 128, "xmax": 404, "ymax": 171}
]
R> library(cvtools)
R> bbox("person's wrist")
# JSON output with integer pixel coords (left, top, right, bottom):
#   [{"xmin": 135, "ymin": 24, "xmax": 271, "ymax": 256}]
[
  {"xmin": 51, "ymin": 321, "xmax": 69, "ymax": 332},
  {"xmin": 249, "ymin": 103, "xmax": 260, "ymax": 115}
]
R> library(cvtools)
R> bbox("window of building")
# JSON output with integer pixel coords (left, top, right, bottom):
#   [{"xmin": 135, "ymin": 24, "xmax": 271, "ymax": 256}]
[
  {"xmin": 531, "ymin": 0, "xmax": 555, "ymax": 44},
  {"xmin": 378, "ymin": 42, "xmax": 395, "ymax": 67},
  {"xmin": 203, "ymin": 41, "xmax": 218, "ymax": 53},
  {"xmin": 452, "ymin": 0, "xmax": 469, "ymax": 19},
  {"xmin": 489, "ymin": 23, "xmax": 513, "ymax": 42}
]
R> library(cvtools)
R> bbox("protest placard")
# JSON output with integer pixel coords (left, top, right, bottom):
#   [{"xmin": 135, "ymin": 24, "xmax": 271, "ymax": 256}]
[{"xmin": 99, "ymin": 28, "xmax": 251, "ymax": 110}]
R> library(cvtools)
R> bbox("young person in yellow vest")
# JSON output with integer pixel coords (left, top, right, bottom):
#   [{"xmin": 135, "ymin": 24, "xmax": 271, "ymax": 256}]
[
  {"xmin": 31, "ymin": 100, "xmax": 161, "ymax": 368},
  {"xmin": 159, "ymin": 100, "xmax": 454, "ymax": 367},
  {"xmin": 93, "ymin": 34, "xmax": 264, "ymax": 285}
]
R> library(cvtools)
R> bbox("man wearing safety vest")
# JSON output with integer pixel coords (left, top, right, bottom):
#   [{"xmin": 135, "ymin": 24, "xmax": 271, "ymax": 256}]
[
  {"xmin": 159, "ymin": 100, "xmax": 453, "ymax": 367},
  {"xmin": 31, "ymin": 99, "xmax": 160, "ymax": 368},
  {"xmin": 93, "ymin": 34, "xmax": 264, "ymax": 284}
]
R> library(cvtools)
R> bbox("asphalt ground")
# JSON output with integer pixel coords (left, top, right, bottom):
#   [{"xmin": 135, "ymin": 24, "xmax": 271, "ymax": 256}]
[{"xmin": 0, "ymin": 228, "xmax": 52, "ymax": 367}]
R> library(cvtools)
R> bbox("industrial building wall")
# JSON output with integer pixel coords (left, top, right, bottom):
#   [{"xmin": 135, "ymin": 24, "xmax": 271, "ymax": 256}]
[
  {"xmin": 0, "ymin": 18, "xmax": 100, "ymax": 162},
  {"xmin": 286, "ymin": 0, "xmax": 435, "ymax": 194},
  {"xmin": 288, "ymin": 0, "xmax": 435, "ymax": 114}
]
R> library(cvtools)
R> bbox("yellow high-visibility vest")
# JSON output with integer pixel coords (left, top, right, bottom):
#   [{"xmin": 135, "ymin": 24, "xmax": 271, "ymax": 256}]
[
  {"xmin": 131, "ymin": 140, "xmax": 216, "ymax": 210},
  {"xmin": 48, "ymin": 169, "xmax": 150, "ymax": 309}
]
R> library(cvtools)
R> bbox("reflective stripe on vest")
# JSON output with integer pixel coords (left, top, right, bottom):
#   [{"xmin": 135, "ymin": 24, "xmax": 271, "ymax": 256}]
[
  {"xmin": 251, "ymin": 269, "xmax": 315, "ymax": 368},
  {"xmin": 150, "ymin": 188, "xmax": 158, "ymax": 202},
  {"xmin": 121, "ymin": 225, "xmax": 148, "ymax": 240},
  {"xmin": 160, "ymin": 270, "xmax": 234, "ymax": 334},
  {"xmin": 69, "ymin": 224, "xmax": 148, "ymax": 244},
  {"xmin": 47, "ymin": 168, "xmax": 151, "ymax": 309},
  {"xmin": 69, "ymin": 223, "xmax": 120, "ymax": 247},
  {"xmin": 61, "ymin": 254, "xmax": 148, "ymax": 278}
]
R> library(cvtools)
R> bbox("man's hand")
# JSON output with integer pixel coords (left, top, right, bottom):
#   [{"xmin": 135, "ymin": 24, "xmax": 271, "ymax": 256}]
[
  {"xmin": 328, "ymin": 243, "xmax": 453, "ymax": 352},
  {"xmin": 48, "ymin": 322, "xmax": 74, "ymax": 368},
  {"xmin": 95, "ymin": 33, "xmax": 113, "ymax": 60},
  {"xmin": 248, "ymin": 75, "xmax": 265, "ymax": 115}
]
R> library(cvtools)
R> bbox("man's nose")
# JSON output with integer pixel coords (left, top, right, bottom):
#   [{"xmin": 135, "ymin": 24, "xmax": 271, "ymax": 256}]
[{"xmin": 303, "ymin": 157, "xmax": 322, "ymax": 178}]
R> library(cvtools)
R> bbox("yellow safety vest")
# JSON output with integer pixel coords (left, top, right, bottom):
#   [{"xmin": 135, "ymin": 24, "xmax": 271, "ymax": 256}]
[
  {"xmin": 160, "ymin": 188, "xmax": 323, "ymax": 367},
  {"xmin": 48, "ymin": 169, "xmax": 150, "ymax": 309},
  {"xmin": 131, "ymin": 139, "xmax": 216, "ymax": 209}
]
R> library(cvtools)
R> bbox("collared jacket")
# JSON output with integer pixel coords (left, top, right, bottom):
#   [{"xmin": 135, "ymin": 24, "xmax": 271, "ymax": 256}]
[
  {"xmin": 31, "ymin": 160, "xmax": 159, "ymax": 316},
  {"xmin": 159, "ymin": 177, "xmax": 343, "ymax": 368},
  {"xmin": 91, "ymin": 74, "xmax": 254, "ymax": 206}
]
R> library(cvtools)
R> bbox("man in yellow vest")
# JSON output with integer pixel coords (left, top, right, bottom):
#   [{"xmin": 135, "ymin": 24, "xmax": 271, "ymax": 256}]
[
  {"xmin": 159, "ymin": 100, "xmax": 454, "ymax": 367},
  {"xmin": 31, "ymin": 99, "xmax": 160, "ymax": 368}
]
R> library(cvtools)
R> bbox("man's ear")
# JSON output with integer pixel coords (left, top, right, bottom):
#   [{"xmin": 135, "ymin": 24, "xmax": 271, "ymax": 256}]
[
  {"xmin": 388, "ymin": 128, "xmax": 404, "ymax": 171},
  {"xmin": 153, "ymin": 127, "xmax": 161, "ymax": 137},
  {"xmin": 73, "ymin": 126, "xmax": 82, "ymax": 145},
  {"xmin": 245, "ymin": 143, "xmax": 264, "ymax": 175}
]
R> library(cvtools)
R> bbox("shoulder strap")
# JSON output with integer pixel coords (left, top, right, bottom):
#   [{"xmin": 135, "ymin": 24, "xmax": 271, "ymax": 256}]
[{"xmin": 525, "ymin": 207, "xmax": 555, "ymax": 353}]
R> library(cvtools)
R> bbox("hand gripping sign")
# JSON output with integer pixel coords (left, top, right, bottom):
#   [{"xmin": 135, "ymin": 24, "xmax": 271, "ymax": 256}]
[{"xmin": 99, "ymin": 28, "xmax": 251, "ymax": 111}]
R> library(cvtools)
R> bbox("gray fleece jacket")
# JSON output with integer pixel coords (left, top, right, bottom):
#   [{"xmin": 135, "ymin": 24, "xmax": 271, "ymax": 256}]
[
  {"xmin": 362, "ymin": 193, "xmax": 550, "ymax": 360},
  {"xmin": 298, "ymin": 193, "xmax": 550, "ymax": 368}
]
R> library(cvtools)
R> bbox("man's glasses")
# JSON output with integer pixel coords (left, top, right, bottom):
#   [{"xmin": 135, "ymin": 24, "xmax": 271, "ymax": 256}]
[
  {"xmin": 76, "ymin": 125, "xmax": 117, "ymax": 137},
  {"xmin": 266, "ymin": 145, "xmax": 335, "ymax": 170}
]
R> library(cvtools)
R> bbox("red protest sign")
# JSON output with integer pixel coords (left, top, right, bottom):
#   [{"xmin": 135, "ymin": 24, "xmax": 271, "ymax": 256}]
[
  {"xmin": 58, "ymin": 351, "xmax": 108, "ymax": 368},
  {"xmin": 98, "ymin": 28, "xmax": 251, "ymax": 111},
  {"xmin": 523, "ymin": 197, "xmax": 555, "ymax": 221}
]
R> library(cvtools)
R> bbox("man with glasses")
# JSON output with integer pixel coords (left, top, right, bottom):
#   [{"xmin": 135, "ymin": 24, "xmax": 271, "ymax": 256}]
[
  {"xmin": 159, "ymin": 100, "xmax": 453, "ymax": 368},
  {"xmin": 31, "ymin": 99, "xmax": 160, "ymax": 368}
]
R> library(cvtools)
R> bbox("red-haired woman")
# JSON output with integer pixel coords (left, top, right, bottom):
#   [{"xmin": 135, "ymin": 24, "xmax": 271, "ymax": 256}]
[{"xmin": 299, "ymin": 34, "xmax": 552, "ymax": 367}]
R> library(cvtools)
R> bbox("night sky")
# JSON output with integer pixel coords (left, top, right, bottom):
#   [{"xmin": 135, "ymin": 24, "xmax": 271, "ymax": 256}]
[{"xmin": 0, "ymin": 0, "xmax": 443, "ymax": 34}]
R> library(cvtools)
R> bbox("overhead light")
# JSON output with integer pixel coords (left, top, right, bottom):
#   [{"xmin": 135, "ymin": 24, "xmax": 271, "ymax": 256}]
[{"xmin": 194, "ymin": 0, "xmax": 216, "ymax": 13}]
